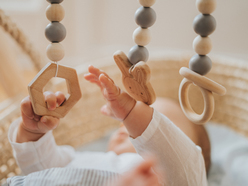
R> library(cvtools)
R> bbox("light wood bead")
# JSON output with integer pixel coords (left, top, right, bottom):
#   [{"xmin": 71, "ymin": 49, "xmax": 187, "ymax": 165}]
[
  {"xmin": 46, "ymin": 43, "xmax": 65, "ymax": 62},
  {"xmin": 196, "ymin": 0, "xmax": 216, "ymax": 14},
  {"xmin": 133, "ymin": 27, "xmax": 151, "ymax": 46},
  {"xmin": 46, "ymin": 4, "xmax": 65, "ymax": 22},
  {"xmin": 193, "ymin": 35, "xmax": 212, "ymax": 55},
  {"xmin": 138, "ymin": 0, "xmax": 156, "ymax": 7}
]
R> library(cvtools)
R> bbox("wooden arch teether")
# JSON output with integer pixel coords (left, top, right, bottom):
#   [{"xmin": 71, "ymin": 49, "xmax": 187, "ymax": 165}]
[
  {"xmin": 114, "ymin": 0, "xmax": 156, "ymax": 105},
  {"xmin": 28, "ymin": 0, "xmax": 82, "ymax": 118},
  {"xmin": 179, "ymin": 0, "xmax": 226, "ymax": 124}
]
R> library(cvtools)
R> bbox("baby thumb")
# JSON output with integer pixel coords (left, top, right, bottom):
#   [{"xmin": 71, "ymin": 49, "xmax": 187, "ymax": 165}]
[{"xmin": 40, "ymin": 116, "xmax": 60, "ymax": 131}]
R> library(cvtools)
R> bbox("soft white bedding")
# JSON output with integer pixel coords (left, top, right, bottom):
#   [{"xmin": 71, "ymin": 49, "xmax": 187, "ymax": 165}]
[
  {"xmin": 78, "ymin": 123, "xmax": 248, "ymax": 186},
  {"xmin": 4, "ymin": 123, "xmax": 248, "ymax": 186},
  {"xmin": 206, "ymin": 123, "xmax": 248, "ymax": 186}
]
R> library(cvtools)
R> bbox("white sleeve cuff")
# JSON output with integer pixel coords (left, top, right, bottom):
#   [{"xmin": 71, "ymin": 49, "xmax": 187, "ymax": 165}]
[
  {"xmin": 8, "ymin": 118, "xmax": 75, "ymax": 175},
  {"xmin": 129, "ymin": 109, "xmax": 162, "ymax": 145},
  {"xmin": 8, "ymin": 118, "xmax": 55, "ymax": 152}
]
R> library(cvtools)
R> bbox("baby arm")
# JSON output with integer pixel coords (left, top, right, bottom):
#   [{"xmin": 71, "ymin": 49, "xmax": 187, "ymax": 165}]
[
  {"xmin": 85, "ymin": 66, "xmax": 207, "ymax": 185},
  {"xmin": 84, "ymin": 65, "xmax": 153, "ymax": 138},
  {"xmin": 8, "ymin": 92, "xmax": 75, "ymax": 175}
]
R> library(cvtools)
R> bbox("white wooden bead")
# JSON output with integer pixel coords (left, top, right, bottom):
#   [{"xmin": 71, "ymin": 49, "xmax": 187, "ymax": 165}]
[
  {"xmin": 138, "ymin": 0, "xmax": 156, "ymax": 7},
  {"xmin": 46, "ymin": 43, "xmax": 65, "ymax": 62},
  {"xmin": 196, "ymin": 0, "xmax": 216, "ymax": 14},
  {"xmin": 46, "ymin": 4, "xmax": 65, "ymax": 22},
  {"xmin": 193, "ymin": 35, "xmax": 212, "ymax": 55},
  {"xmin": 133, "ymin": 27, "xmax": 151, "ymax": 46}
]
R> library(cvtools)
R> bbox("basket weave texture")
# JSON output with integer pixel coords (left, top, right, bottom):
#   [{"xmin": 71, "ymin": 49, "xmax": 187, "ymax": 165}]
[{"xmin": 1, "ymin": 53, "xmax": 248, "ymax": 183}]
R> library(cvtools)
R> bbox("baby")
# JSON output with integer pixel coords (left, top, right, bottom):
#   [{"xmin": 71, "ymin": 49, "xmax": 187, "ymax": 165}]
[{"xmin": 7, "ymin": 65, "xmax": 210, "ymax": 186}]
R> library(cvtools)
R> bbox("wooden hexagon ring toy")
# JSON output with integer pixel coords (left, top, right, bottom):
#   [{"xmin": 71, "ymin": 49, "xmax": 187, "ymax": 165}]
[
  {"xmin": 28, "ymin": 1, "xmax": 81, "ymax": 118},
  {"xmin": 28, "ymin": 63, "xmax": 82, "ymax": 118},
  {"xmin": 114, "ymin": 50, "xmax": 156, "ymax": 105}
]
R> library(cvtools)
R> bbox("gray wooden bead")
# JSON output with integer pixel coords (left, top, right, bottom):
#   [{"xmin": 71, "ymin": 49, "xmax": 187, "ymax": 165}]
[
  {"xmin": 189, "ymin": 54, "xmax": 212, "ymax": 75},
  {"xmin": 47, "ymin": 0, "xmax": 63, "ymax": 4},
  {"xmin": 45, "ymin": 22, "xmax": 66, "ymax": 42},
  {"xmin": 193, "ymin": 14, "xmax": 216, "ymax": 37},
  {"xmin": 135, "ymin": 7, "xmax": 156, "ymax": 28},
  {"xmin": 128, "ymin": 45, "xmax": 149, "ymax": 65}
]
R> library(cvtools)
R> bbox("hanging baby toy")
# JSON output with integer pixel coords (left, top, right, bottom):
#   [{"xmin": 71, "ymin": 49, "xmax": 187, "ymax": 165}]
[
  {"xmin": 28, "ymin": 0, "xmax": 82, "ymax": 118},
  {"xmin": 114, "ymin": 0, "xmax": 157, "ymax": 105},
  {"xmin": 179, "ymin": 0, "xmax": 226, "ymax": 124}
]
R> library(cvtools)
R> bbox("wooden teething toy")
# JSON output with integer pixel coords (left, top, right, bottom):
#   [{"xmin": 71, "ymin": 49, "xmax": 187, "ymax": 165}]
[
  {"xmin": 179, "ymin": 0, "xmax": 226, "ymax": 124},
  {"xmin": 28, "ymin": 0, "xmax": 82, "ymax": 118},
  {"xmin": 114, "ymin": 0, "xmax": 156, "ymax": 105}
]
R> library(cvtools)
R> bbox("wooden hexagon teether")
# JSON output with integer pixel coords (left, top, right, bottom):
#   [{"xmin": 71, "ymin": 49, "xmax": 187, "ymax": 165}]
[
  {"xmin": 28, "ymin": 63, "xmax": 82, "ymax": 118},
  {"xmin": 113, "ymin": 50, "xmax": 156, "ymax": 105}
]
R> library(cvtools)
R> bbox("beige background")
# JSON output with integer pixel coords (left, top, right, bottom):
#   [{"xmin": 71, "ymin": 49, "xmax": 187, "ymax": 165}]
[{"xmin": 1, "ymin": 0, "xmax": 248, "ymax": 67}]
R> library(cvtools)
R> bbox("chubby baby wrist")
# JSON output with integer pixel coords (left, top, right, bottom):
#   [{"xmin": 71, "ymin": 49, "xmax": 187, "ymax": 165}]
[
  {"xmin": 123, "ymin": 101, "xmax": 153, "ymax": 138},
  {"xmin": 16, "ymin": 121, "xmax": 45, "ymax": 143},
  {"xmin": 123, "ymin": 99, "xmax": 137, "ymax": 121}
]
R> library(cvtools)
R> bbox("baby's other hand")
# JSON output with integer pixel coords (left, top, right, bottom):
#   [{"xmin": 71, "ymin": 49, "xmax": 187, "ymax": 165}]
[
  {"xmin": 17, "ymin": 91, "xmax": 65, "ymax": 143},
  {"xmin": 84, "ymin": 65, "xmax": 136, "ymax": 121},
  {"xmin": 111, "ymin": 157, "xmax": 161, "ymax": 186}
]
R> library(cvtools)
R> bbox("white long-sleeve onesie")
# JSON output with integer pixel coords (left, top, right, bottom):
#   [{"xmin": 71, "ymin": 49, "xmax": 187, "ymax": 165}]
[{"xmin": 8, "ymin": 109, "xmax": 207, "ymax": 186}]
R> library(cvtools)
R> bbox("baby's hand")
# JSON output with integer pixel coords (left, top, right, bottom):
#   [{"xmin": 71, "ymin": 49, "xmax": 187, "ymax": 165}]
[
  {"xmin": 111, "ymin": 157, "xmax": 161, "ymax": 186},
  {"xmin": 84, "ymin": 65, "xmax": 136, "ymax": 121},
  {"xmin": 16, "ymin": 91, "xmax": 65, "ymax": 143}
]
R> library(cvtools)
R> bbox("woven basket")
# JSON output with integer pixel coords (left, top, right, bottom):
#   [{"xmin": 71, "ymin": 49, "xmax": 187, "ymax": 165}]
[
  {"xmin": 1, "ymin": 52, "xmax": 248, "ymax": 183},
  {"xmin": 1, "ymin": 8, "xmax": 248, "ymax": 185}
]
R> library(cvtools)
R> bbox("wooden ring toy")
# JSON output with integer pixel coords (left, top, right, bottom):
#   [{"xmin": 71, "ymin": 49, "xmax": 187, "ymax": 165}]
[
  {"xmin": 179, "ymin": 0, "xmax": 226, "ymax": 124},
  {"xmin": 179, "ymin": 78, "xmax": 215, "ymax": 124},
  {"xmin": 28, "ymin": 0, "xmax": 82, "ymax": 118}
]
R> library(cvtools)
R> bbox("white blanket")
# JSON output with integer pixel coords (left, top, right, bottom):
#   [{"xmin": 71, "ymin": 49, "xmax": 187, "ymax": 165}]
[{"xmin": 207, "ymin": 123, "xmax": 248, "ymax": 186}]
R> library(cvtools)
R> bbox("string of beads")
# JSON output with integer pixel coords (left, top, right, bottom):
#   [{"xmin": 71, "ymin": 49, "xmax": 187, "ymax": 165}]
[
  {"xmin": 189, "ymin": 0, "xmax": 216, "ymax": 75},
  {"xmin": 45, "ymin": 0, "xmax": 66, "ymax": 63},
  {"xmin": 178, "ymin": 0, "xmax": 226, "ymax": 125},
  {"xmin": 128, "ymin": 0, "xmax": 156, "ymax": 65}
]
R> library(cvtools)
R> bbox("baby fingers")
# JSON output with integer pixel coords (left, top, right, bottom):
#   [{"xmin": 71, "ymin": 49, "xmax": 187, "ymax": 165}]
[
  {"xmin": 55, "ymin": 91, "xmax": 66, "ymax": 106},
  {"xmin": 84, "ymin": 73, "xmax": 102, "ymax": 88},
  {"xmin": 44, "ymin": 91, "xmax": 66, "ymax": 111},
  {"xmin": 21, "ymin": 96, "xmax": 35, "ymax": 119},
  {"xmin": 44, "ymin": 91, "xmax": 57, "ymax": 110},
  {"xmin": 99, "ymin": 74, "xmax": 120, "ymax": 100},
  {"xmin": 40, "ymin": 116, "xmax": 60, "ymax": 131},
  {"xmin": 87, "ymin": 65, "xmax": 113, "ymax": 82}
]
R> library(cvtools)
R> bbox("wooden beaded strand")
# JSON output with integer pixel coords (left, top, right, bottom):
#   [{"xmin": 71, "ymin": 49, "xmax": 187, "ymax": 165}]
[
  {"xmin": 128, "ymin": 0, "xmax": 156, "ymax": 65},
  {"xmin": 179, "ymin": 0, "xmax": 226, "ymax": 124},
  {"xmin": 189, "ymin": 0, "xmax": 216, "ymax": 75},
  {"xmin": 113, "ymin": 0, "xmax": 157, "ymax": 105},
  {"xmin": 28, "ymin": 0, "xmax": 82, "ymax": 118},
  {"xmin": 45, "ymin": 0, "xmax": 66, "ymax": 64}
]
